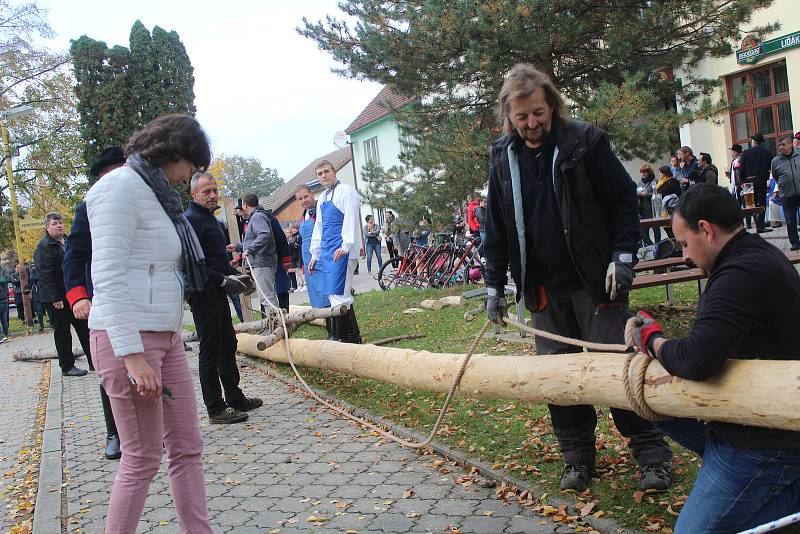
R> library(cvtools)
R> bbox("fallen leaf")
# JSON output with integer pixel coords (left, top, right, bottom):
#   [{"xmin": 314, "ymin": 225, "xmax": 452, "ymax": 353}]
[
  {"xmin": 402, "ymin": 489, "xmax": 415, "ymax": 499},
  {"xmin": 633, "ymin": 490, "xmax": 644, "ymax": 504},
  {"xmin": 580, "ymin": 501, "xmax": 596, "ymax": 517},
  {"xmin": 306, "ymin": 515, "xmax": 327, "ymax": 523}
]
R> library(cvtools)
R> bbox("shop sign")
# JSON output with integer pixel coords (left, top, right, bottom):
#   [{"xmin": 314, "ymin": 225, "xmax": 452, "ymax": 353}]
[
  {"xmin": 18, "ymin": 218, "xmax": 45, "ymax": 232},
  {"xmin": 737, "ymin": 32, "xmax": 800, "ymax": 65}
]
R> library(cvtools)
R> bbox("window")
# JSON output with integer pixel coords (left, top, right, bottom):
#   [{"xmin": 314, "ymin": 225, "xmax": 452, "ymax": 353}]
[
  {"xmin": 726, "ymin": 61, "xmax": 793, "ymax": 154},
  {"xmin": 363, "ymin": 137, "xmax": 380, "ymax": 165}
]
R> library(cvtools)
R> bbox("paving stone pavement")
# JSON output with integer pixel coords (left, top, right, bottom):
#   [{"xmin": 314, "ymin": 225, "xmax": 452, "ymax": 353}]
[
  {"xmin": 59, "ymin": 348, "xmax": 578, "ymax": 533},
  {"xmin": 0, "ymin": 341, "xmax": 48, "ymax": 533}
]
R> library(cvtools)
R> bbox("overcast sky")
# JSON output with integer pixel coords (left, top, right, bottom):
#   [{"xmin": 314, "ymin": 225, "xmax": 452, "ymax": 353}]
[{"xmin": 39, "ymin": 0, "xmax": 383, "ymax": 181}]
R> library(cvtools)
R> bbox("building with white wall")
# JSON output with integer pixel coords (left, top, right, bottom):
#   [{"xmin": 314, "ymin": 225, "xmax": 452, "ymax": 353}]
[{"xmin": 677, "ymin": 0, "xmax": 799, "ymax": 188}]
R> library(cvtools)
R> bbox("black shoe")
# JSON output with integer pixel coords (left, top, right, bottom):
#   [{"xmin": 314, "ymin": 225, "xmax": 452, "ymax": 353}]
[
  {"xmin": 640, "ymin": 461, "xmax": 673, "ymax": 491},
  {"xmin": 756, "ymin": 227, "xmax": 773, "ymax": 233},
  {"xmin": 183, "ymin": 343, "xmax": 192, "ymax": 352},
  {"xmin": 62, "ymin": 367, "xmax": 88, "ymax": 377},
  {"xmin": 229, "ymin": 397, "xmax": 263, "ymax": 412},
  {"xmin": 209, "ymin": 407, "xmax": 248, "ymax": 424},
  {"xmin": 560, "ymin": 463, "xmax": 592, "ymax": 491},
  {"xmin": 105, "ymin": 434, "xmax": 121, "ymax": 460},
  {"xmin": 791, "ymin": 245, "xmax": 800, "ymax": 251}
]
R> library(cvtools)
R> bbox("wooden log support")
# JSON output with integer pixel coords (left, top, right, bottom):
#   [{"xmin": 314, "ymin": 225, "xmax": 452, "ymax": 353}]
[
  {"xmin": 235, "ymin": 334, "xmax": 800, "ymax": 433},
  {"xmin": 420, "ymin": 296, "xmax": 467, "ymax": 311}
]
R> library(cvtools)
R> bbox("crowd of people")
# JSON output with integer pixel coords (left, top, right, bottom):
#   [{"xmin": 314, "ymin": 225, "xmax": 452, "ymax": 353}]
[
  {"xmin": 636, "ymin": 131, "xmax": 800, "ymax": 252},
  {"xmin": 1, "ymin": 62, "xmax": 798, "ymax": 533}
]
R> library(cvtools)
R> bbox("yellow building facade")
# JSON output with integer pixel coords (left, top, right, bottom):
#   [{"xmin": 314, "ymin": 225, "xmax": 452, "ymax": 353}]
[{"xmin": 677, "ymin": 0, "xmax": 800, "ymax": 187}]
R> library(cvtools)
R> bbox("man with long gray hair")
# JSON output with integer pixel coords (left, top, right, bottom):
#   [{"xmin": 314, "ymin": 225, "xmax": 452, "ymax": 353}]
[{"xmin": 483, "ymin": 63, "xmax": 673, "ymax": 492}]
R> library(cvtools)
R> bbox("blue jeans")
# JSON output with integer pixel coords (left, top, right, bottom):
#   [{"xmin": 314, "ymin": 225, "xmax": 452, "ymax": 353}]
[
  {"xmin": 658, "ymin": 418, "xmax": 800, "ymax": 533},
  {"xmin": 0, "ymin": 303, "xmax": 8, "ymax": 336},
  {"xmin": 365, "ymin": 244, "xmax": 382, "ymax": 273}
]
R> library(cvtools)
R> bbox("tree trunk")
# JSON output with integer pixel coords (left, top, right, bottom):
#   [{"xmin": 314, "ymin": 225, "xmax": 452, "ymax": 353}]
[{"xmin": 235, "ymin": 334, "xmax": 800, "ymax": 433}]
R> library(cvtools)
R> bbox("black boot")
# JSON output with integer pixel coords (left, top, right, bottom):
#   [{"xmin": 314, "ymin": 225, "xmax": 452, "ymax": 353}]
[
  {"xmin": 325, "ymin": 318, "xmax": 336, "ymax": 341},
  {"xmin": 100, "ymin": 384, "xmax": 121, "ymax": 459},
  {"xmin": 334, "ymin": 315, "xmax": 349, "ymax": 342},
  {"xmin": 345, "ymin": 306, "xmax": 362, "ymax": 344}
]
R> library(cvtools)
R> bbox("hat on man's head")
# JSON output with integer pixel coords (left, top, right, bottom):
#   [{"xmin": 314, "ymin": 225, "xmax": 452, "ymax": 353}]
[
  {"xmin": 90, "ymin": 147, "xmax": 126, "ymax": 178},
  {"xmin": 730, "ymin": 143, "xmax": 743, "ymax": 153}
]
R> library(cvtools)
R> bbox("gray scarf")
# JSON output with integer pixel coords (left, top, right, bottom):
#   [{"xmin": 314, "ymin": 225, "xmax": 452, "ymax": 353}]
[{"xmin": 127, "ymin": 153, "xmax": 207, "ymax": 294}]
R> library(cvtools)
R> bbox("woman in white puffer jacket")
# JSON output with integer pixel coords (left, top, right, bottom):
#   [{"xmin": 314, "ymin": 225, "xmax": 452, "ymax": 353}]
[{"xmin": 86, "ymin": 114, "xmax": 213, "ymax": 534}]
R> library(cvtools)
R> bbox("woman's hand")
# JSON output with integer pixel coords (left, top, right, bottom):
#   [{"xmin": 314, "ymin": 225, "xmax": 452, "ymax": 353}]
[{"xmin": 124, "ymin": 353, "xmax": 161, "ymax": 399}]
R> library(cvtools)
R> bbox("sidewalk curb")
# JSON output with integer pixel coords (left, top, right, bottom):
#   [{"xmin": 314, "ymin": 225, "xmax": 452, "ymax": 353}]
[
  {"xmin": 243, "ymin": 357, "xmax": 633, "ymax": 534},
  {"xmin": 33, "ymin": 363, "xmax": 63, "ymax": 534}
]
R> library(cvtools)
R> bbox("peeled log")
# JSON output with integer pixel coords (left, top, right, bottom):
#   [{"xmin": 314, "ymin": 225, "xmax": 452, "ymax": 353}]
[
  {"xmin": 420, "ymin": 296, "xmax": 467, "ymax": 311},
  {"xmin": 236, "ymin": 334, "xmax": 800, "ymax": 432}
]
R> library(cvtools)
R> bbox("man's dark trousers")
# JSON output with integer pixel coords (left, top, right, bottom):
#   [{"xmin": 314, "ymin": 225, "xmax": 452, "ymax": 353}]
[
  {"xmin": 754, "ymin": 178, "xmax": 769, "ymax": 231},
  {"xmin": 532, "ymin": 287, "xmax": 673, "ymax": 467},
  {"xmin": 190, "ymin": 291, "xmax": 247, "ymax": 415},
  {"xmin": 45, "ymin": 303, "xmax": 91, "ymax": 372},
  {"xmin": 782, "ymin": 196, "xmax": 800, "ymax": 247}
]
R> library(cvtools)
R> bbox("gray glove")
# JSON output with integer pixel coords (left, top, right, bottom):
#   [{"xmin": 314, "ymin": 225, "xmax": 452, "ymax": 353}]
[
  {"xmin": 222, "ymin": 274, "xmax": 255, "ymax": 295},
  {"xmin": 486, "ymin": 287, "xmax": 508, "ymax": 324},
  {"xmin": 605, "ymin": 251, "xmax": 634, "ymax": 301}
]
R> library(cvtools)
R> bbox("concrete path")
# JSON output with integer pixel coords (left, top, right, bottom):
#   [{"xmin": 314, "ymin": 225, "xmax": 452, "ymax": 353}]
[{"xmin": 1, "ymin": 330, "xmax": 585, "ymax": 533}]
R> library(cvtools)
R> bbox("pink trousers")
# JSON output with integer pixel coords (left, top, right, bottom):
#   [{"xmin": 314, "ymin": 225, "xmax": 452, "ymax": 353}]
[{"xmin": 91, "ymin": 330, "xmax": 212, "ymax": 534}]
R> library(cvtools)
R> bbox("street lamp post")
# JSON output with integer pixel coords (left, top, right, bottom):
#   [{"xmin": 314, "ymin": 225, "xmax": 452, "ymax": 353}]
[{"xmin": 1, "ymin": 105, "xmax": 35, "ymax": 326}]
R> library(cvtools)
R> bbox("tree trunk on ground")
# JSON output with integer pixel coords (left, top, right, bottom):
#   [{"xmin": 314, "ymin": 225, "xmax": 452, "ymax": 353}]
[{"xmin": 235, "ymin": 334, "xmax": 800, "ymax": 432}]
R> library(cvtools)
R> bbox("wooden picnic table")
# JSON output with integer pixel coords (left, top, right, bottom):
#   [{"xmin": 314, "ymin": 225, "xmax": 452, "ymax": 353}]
[
  {"xmin": 640, "ymin": 206, "xmax": 764, "ymax": 229},
  {"xmin": 632, "ymin": 250, "xmax": 800, "ymax": 304}
]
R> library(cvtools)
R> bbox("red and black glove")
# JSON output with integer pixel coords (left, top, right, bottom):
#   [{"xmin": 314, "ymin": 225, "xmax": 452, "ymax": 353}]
[{"xmin": 632, "ymin": 311, "xmax": 664, "ymax": 358}]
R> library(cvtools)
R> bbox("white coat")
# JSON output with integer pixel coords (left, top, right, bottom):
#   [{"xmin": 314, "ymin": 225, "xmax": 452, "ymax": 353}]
[{"xmin": 86, "ymin": 165, "xmax": 184, "ymax": 357}]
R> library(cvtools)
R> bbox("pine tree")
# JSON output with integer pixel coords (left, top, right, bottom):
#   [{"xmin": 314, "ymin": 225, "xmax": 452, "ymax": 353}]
[{"xmin": 301, "ymin": 0, "xmax": 778, "ymax": 218}]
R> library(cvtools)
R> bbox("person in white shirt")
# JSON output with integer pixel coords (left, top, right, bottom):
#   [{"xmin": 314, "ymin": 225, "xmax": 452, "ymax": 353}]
[{"xmin": 308, "ymin": 160, "xmax": 362, "ymax": 343}]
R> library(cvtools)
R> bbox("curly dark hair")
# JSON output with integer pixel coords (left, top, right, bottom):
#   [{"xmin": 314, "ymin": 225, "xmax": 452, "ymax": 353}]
[{"xmin": 125, "ymin": 114, "xmax": 211, "ymax": 170}]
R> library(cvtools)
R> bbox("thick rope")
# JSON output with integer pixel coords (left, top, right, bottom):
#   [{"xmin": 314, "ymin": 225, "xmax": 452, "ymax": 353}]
[
  {"xmin": 501, "ymin": 313, "xmax": 667, "ymax": 422},
  {"xmin": 502, "ymin": 317, "xmax": 628, "ymax": 352},
  {"xmin": 244, "ymin": 257, "xmax": 490, "ymax": 449},
  {"xmin": 621, "ymin": 316, "xmax": 668, "ymax": 421}
]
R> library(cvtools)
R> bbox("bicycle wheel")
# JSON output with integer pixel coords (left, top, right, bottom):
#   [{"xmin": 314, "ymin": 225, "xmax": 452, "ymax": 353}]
[
  {"xmin": 426, "ymin": 249, "xmax": 455, "ymax": 288},
  {"xmin": 377, "ymin": 256, "xmax": 404, "ymax": 290}
]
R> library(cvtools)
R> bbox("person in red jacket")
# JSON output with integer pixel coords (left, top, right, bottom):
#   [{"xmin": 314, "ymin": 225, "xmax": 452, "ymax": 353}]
[{"xmin": 466, "ymin": 192, "xmax": 481, "ymax": 234}]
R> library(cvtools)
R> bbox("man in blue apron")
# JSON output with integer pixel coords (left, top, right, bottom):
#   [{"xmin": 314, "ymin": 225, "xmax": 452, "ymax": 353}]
[
  {"xmin": 294, "ymin": 184, "xmax": 335, "ymax": 339},
  {"xmin": 308, "ymin": 160, "xmax": 362, "ymax": 343}
]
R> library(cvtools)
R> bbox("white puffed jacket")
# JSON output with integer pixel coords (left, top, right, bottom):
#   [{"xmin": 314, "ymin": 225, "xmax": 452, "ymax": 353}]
[{"xmin": 86, "ymin": 165, "xmax": 184, "ymax": 357}]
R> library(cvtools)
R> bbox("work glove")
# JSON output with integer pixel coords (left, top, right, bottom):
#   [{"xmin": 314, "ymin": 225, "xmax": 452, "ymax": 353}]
[
  {"xmin": 605, "ymin": 251, "xmax": 634, "ymax": 301},
  {"xmin": 222, "ymin": 274, "xmax": 255, "ymax": 295},
  {"xmin": 486, "ymin": 287, "xmax": 508, "ymax": 325},
  {"xmin": 631, "ymin": 311, "xmax": 664, "ymax": 358}
]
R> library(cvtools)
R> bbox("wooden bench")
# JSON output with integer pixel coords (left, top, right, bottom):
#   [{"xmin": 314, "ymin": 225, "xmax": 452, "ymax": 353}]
[
  {"xmin": 632, "ymin": 250, "xmax": 800, "ymax": 304},
  {"xmin": 640, "ymin": 206, "xmax": 764, "ymax": 230}
]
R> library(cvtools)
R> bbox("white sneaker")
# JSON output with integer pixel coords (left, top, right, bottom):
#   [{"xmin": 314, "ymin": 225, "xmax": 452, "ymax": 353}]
[{"xmin": 0, "ymin": 336, "xmax": 8, "ymax": 343}]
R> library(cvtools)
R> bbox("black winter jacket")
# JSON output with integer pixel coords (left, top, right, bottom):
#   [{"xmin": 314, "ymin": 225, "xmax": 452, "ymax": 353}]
[
  {"xmin": 740, "ymin": 145, "xmax": 773, "ymax": 182},
  {"xmin": 33, "ymin": 233, "xmax": 67, "ymax": 304},
  {"xmin": 63, "ymin": 201, "xmax": 92, "ymax": 307},
  {"xmin": 484, "ymin": 119, "xmax": 639, "ymax": 305},
  {"xmin": 184, "ymin": 201, "xmax": 239, "ymax": 293},
  {"xmin": 659, "ymin": 230, "xmax": 800, "ymax": 450}
]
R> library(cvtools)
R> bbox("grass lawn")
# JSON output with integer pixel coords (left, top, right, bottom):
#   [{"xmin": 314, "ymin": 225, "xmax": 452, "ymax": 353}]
[{"xmin": 250, "ymin": 282, "xmax": 704, "ymax": 532}]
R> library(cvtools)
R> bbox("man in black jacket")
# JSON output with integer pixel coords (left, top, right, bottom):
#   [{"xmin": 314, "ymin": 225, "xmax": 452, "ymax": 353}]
[
  {"xmin": 484, "ymin": 63, "xmax": 672, "ymax": 492},
  {"xmin": 739, "ymin": 132, "xmax": 773, "ymax": 233},
  {"xmin": 186, "ymin": 172, "xmax": 262, "ymax": 425},
  {"xmin": 62, "ymin": 146, "xmax": 125, "ymax": 459},
  {"xmin": 33, "ymin": 212, "xmax": 90, "ymax": 376},
  {"xmin": 632, "ymin": 183, "xmax": 800, "ymax": 532}
]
